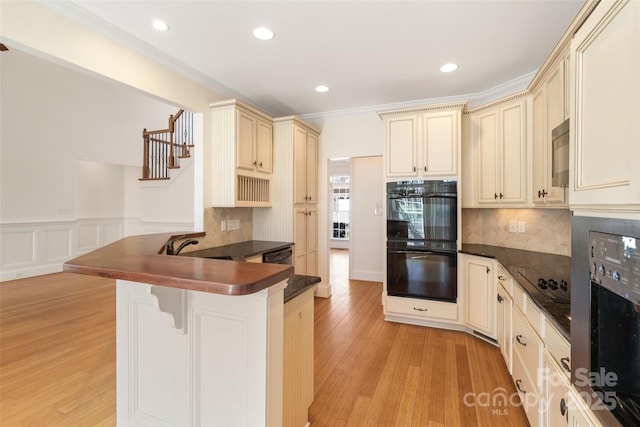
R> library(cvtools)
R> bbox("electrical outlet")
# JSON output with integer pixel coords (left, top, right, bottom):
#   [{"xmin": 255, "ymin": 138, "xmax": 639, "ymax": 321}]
[
  {"xmin": 227, "ymin": 219, "xmax": 240, "ymax": 231},
  {"xmin": 220, "ymin": 220, "xmax": 227, "ymax": 231},
  {"xmin": 509, "ymin": 220, "xmax": 517, "ymax": 233},
  {"xmin": 57, "ymin": 208, "xmax": 70, "ymax": 215},
  {"xmin": 518, "ymin": 221, "xmax": 526, "ymax": 233}
]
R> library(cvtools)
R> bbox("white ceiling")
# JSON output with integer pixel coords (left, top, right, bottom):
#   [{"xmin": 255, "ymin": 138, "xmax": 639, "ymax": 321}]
[{"xmin": 48, "ymin": 0, "xmax": 584, "ymax": 117}]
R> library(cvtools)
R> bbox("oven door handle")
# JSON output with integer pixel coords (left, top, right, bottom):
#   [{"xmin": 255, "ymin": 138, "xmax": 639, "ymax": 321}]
[{"xmin": 391, "ymin": 250, "xmax": 455, "ymax": 256}]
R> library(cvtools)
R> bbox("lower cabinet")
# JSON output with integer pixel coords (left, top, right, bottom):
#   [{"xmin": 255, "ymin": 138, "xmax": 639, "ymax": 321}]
[
  {"xmin": 384, "ymin": 295, "xmax": 459, "ymax": 323},
  {"xmin": 496, "ymin": 281, "xmax": 513, "ymax": 373},
  {"xmin": 283, "ymin": 287, "xmax": 315, "ymax": 427},
  {"xmin": 543, "ymin": 350, "xmax": 571, "ymax": 426},
  {"xmin": 568, "ymin": 390, "xmax": 598, "ymax": 427},
  {"xmin": 463, "ymin": 254, "xmax": 496, "ymax": 339}
]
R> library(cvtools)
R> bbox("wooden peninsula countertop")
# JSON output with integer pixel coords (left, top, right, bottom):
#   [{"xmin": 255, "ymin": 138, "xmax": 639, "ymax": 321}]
[{"xmin": 63, "ymin": 232, "xmax": 293, "ymax": 295}]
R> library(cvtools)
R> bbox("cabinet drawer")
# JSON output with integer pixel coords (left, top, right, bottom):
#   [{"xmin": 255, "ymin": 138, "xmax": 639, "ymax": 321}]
[
  {"xmin": 513, "ymin": 308, "xmax": 543, "ymax": 391},
  {"xmin": 512, "ymin": 351, "xmax": 541, "ymax": 427},
  {"xmin": 545, "ymin": 319, "xmax": 571, "ymax": 378},
  {"xmin": 385, "ymin": 296, "xmax": 458, "ymax": 321},
  {"xmin": 496, "ymin": 265, "xmax": 514, "ymax": 296},
  {"xmin": 525, "ymin": 299, "xmax": 545, "ymax": 338},
  {"xmin": 513, "ymin": 282, "xmax": 526, "ymax": 313}
]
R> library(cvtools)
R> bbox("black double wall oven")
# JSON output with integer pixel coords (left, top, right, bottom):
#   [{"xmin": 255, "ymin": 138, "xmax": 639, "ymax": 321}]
[
  {"xmin": 572, "ymin": 216, "xmax": 640, "ymax": 426},
  {"xmin": 386, "ymin": 180, "xmax": 457, "ymax": 303}
]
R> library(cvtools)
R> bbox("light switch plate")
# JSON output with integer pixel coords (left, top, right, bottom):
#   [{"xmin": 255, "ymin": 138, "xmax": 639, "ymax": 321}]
[
  {"xmin": 518, "ymin": 221, "xmax": 526, "ymax": 233},
  {"xmin": 509, "ymin": 220, "xmax": 517, "ymax": 233},
  {"xmin": 227, "ymin": 219, "xmax": 240, "ymax": 230}
]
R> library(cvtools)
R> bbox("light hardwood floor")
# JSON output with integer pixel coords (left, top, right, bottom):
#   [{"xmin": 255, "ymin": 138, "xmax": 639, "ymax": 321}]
[{"xmin": 1, "ymin": 251, "xmax": 528, "ymax": 426}]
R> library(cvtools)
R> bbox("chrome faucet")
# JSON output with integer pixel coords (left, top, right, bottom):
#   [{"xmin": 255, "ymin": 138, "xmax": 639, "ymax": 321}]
[{"xmin": 166, "ymin": 238, "xmax": 199, "ymax": 255}]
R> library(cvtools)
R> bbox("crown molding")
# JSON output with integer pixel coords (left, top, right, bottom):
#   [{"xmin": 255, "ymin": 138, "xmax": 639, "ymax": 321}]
[{"xmin": 377, "ymin": 101, "xmax": 467, "ymax": 119}]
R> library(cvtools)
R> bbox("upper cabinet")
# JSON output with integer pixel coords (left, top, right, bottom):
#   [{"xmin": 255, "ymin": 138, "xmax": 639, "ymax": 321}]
[
  {"xmin": 531, "ymin": 50, "xmax": 568, "ymax": 206},
  {"xmin": 294, "ymin": 125, "xmax": 318, "ymax": 205},
  {"xmin": 208, "ymin": 99, "xmax": 273, "ymax": 207},
  {"xmin": 467, "ymin": 95, "xmax": 529, "ymax": 206},
  {"xmin": 236, "ymin": 109, "xmax": 273, "ymax": 174},
  {"xmin": 570, "ymin": 0, "xmax": 640, "ymax": 211},
  {"xmin": 379, "ymin": 102, "xmax": 465, "ymax": 180}
]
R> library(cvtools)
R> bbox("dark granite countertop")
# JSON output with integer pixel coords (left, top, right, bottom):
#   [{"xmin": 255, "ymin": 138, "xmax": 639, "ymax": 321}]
[
  {"xmin": 285, "ymin": 274, "xmax": 321, "ymax": 303},
  {"xmin": 180, "ymin": 240, "xmax": 319, "ymax": 303},
  {"xmin": 460, "ymin": 244, "xmax": 571, "ymax": 341},
  {"xmin": 181, "ymin": 240, "xmax": 293, "ymax": 261}
]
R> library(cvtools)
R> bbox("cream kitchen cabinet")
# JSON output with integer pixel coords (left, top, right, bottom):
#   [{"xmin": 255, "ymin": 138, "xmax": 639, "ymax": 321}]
[
  {"xmin": 293, "ymin": 124, "xmax": 318, "ymax": 205},
  {"xmin": 470, "ymin": 95, "xmax": 528, "ymax": 206},
  {"xmin": 294, "ymin": 206, "xmax": 318, "ymax": 276},
  {"xmin": 283, "ymin": 285, "xmax": 315, "ymax": 427},
  {"xmin": 237, "ymin": 109, "xmax": 273, "ymax": 174},
  {"xmin": 209, "ymin": 99, "xmax": 273, "ymax": 207},
  {"xmin": 379, "ymin": 102, "xmax": 464, "ymax": 179},
  {"xmin": 570, "ymin": 0, "xmax": 640, "ymax": 211},
  {"xmin": 531, "ymin": 55, "xmax": 567, "ymax": 206},
  {"xmin": 462, "ymin": 254, "xmax": 496, "ymax": 339},
  {"xmin": 496, "ymin": 266, "xmax": 514, "ymax": 373}
]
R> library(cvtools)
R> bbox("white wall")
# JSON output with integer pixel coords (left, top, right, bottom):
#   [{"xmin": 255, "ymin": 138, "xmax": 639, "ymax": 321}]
[
  {"xmin": 0, "ymin": 48, "xmax": 196, "ymax": 280},
  {"xmin": 349, "ymin": 156, "xmax": 384, "ymax": 282},
  {"xmin": 304, "ymin": 113, "xmax": 385, "ymax": 294}
]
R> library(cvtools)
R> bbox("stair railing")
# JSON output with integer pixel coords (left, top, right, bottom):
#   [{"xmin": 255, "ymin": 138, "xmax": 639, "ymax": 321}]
[{"xmin": 141, "ymin": 109, "xmax": 194, "ymax": 180}]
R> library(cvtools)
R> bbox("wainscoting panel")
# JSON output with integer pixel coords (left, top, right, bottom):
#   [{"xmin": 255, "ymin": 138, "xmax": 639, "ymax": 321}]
[{"xmin": 1, "ymin": 219, "xmax": 194, "ymax": 281}]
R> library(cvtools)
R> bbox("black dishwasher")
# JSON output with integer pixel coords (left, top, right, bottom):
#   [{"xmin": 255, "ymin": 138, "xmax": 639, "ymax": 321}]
[{"xmin": 262, "ymin": 247, "xmax": 293, "ymax": 265}]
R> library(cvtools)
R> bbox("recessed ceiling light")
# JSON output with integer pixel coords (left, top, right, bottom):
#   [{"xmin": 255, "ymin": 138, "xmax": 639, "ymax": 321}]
[
  {"xmin": 440, "ymin": 63, "xmax": 458, "ymax": 73},
  {"xmin": 315, "ymin": 85, "xmax": 329, "ymax": 93},
  {"xmin": 253, "ymin": 27, "xmax": 275, "ymax": 40},
  {"xmin": 152, "ymin": 20, "xmax": 169, "ymax": 31}
]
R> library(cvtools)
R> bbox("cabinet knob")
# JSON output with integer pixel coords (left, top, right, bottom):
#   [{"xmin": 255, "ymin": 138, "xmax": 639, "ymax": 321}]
[
  {"xmin": 259, "ymin": 161, "xmax": 263, "ymax": 167},
  {"xmin": 497, "ymin": 294, "xmax": 504, "ymax": 303},
  {"xmin": 252, "ymin": 160, "xmax": 257, "ymax": 166}
]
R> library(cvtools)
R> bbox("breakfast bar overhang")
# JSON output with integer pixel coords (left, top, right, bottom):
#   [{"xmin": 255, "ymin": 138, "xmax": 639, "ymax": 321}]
[{"xmin": 64, "ymin": 232, "xmax": 293, "ymax": 426}]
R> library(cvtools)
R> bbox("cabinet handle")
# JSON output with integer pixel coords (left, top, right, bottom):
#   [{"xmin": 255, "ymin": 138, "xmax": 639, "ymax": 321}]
[
  {"xmin": 515, "ymin": 379, "xmax": 526, "ymax": 394},
  {"xmin": 494, "ymin": 193, "xmax": 498, "ymax": 199},
  {"xmin": 252, "ymin": 160, "xmax": 257, "ymax": 166},
  {"xmin": 486, "ymin": 266, "xmax": 490, "ymax": 274},
  {"xmin": 497, "ymin": 294, "xmax": 504, "ymax": 303},
  {"xmin": 424, "ymin": 166, "xmax": 427, "ymax": 172},
  {"xmin": 413, "ymin": 307, "xmax": 428, "ymax": 312},
  {"xmin": 560, "ymin": 398, "xmax": 568, "ymax": 417},
  {"xmin": 538, "ymin": 189, "xmax": 548, "ymax": 198},
  {"xmin": 413, "ymin": 166, "xmax": 417, "ymax": 172},
  {"xmin": 498, "ymin": 275, "xmax": 506, "ymax": 281},
  {"xmin": 515, "ymin": 335, "xmax": 527, "ymax": 346},
  {"xmin": 560, "ymin": 357, "xmax": 570, "ymax": 372},
  {"xmin": 259, "ymin": 161, "xmax": 263, "ymax": 167},
  {"xmin": 499, "ymin": 192, "xmax": 504, "ymax": 199}
]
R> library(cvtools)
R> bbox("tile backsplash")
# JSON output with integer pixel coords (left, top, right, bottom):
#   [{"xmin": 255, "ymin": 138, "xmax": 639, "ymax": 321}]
[
  {"xmin": 182, "ymin": 207, "xmax": 253, "ymax": 252},
  {"xmin": 462, "ymin": 208, "xmax": 572, "ymax": 256}
]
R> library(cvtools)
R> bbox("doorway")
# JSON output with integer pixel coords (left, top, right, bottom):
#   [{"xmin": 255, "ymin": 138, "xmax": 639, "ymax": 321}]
[{"xmin": 327, "ymin": 156, "xmax": 383, "ymax": 290}]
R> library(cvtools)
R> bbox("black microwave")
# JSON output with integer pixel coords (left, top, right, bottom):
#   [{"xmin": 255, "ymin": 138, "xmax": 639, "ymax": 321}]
[{"xmin": 552, "ymin": 118, "xmax": 569, "ymax": 187}]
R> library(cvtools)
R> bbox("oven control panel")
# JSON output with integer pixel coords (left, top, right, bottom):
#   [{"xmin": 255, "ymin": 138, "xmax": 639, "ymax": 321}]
[{"xmin": 590, "ymin": 231, "xmax": 640, "ymax": 305}]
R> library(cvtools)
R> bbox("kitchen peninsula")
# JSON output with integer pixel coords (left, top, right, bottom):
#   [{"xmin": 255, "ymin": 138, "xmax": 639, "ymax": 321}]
[{"xmin": 63, "ymin": 232, "xmax": 294, "ymax": 426}]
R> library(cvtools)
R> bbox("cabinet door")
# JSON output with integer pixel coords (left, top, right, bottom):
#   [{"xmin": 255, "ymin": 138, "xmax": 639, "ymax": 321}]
[
  {"xmin": 545, "ymin": 64, "xmax": 565, "ymax": 203},
  {"xmin": 497, "ymin": 282, "xmax": 513, "ymax": 373},
  {"xmin": 386, "ymin": 116, "xmax": 418, "ymax": 177},
  {"xmin": 464, "ymin": 255, "xmax": 496, "ymax": 338},
  {"xmin": 571, "ymin": 0, "xmax": 640, "ymax": 207},
  {"xmin": 476, "ymin": 111, "xmax": 500, "ymax": 204},
  {"xmin": 306, "ymin": 132, "xmax": 318, "ymax": 204},
  {"xmin": 237, "ymin": 110, "xmax": 256, "ymax": 171},
  {"xmin": 293, "ymin": 207, "xmax": 308, "ymax": 275},
  {"xmin": 543, "ymin": 351, "xmax": 570, "ymax": 427},
  {"xmin": 293, "ymin": 127, "xmax": 308, "ymax": 205},
  {"xmin": 532, "ymin": 88, "xmax": 548, "ymax": 205},
  {"xmin": 305, "ymin": 208, "xmax": 318, "ymax": 276},
  {"xmin": 256, "ymin": 119, "xmax": 273, "ymax": 174},
  {"xmin": 499, "ymin": 101, "xmax": 526, "ymax": 203},
  {"xmin": 422, "ymin": 111, "xmax": 458, "ymax": 176}
]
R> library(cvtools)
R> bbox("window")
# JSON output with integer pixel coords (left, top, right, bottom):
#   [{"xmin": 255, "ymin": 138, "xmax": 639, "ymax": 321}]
[{"xmin": 330, "ymin": 176, "xmax": 350, "ymax": 240}]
